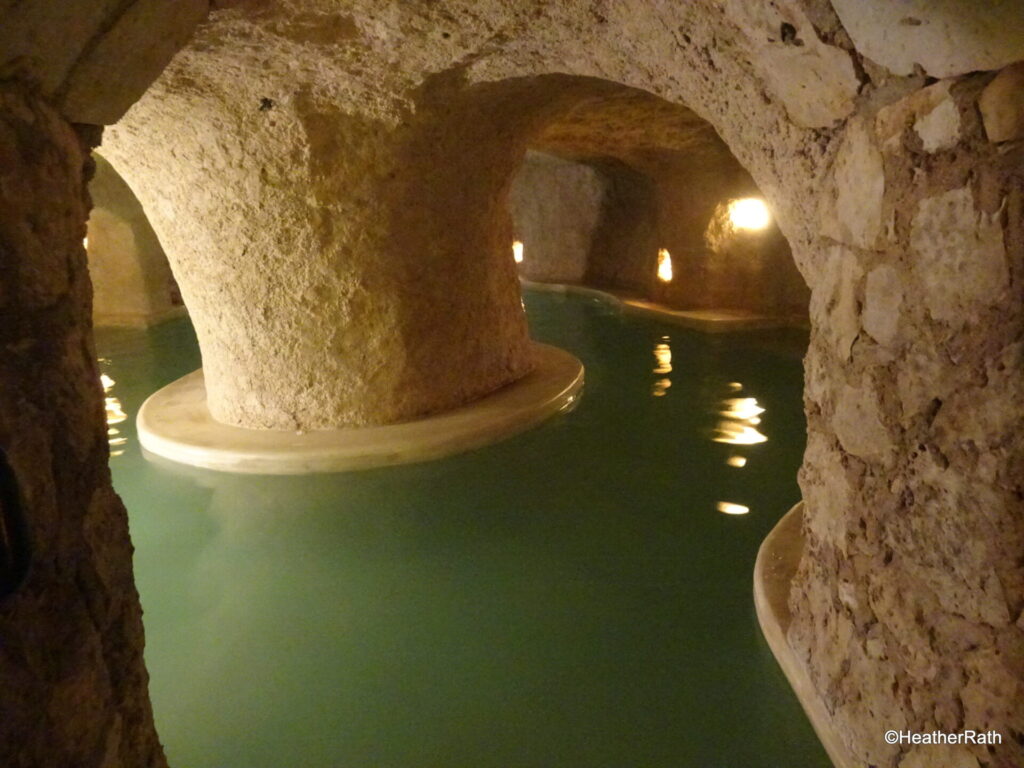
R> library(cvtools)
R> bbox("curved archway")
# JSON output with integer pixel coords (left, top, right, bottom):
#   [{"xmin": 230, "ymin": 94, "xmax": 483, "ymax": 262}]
[{"xmin": 86, "ymin": 153, "xmax": 185, "ymax": 327}]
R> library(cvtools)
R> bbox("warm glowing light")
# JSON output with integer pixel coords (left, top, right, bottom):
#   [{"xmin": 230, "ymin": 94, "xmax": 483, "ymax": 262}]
[
  {"xmin": 83, "ymin": 235, "xmax": 89, "ymax": 250},
  {"xmin": 728, "ymin": 198, "xmax": 771, "ymax": 231},
  {"xmin": 713, "ymin": 395, "xmax": 768, "ymax": 445},
  {"xmin": 717, "ymin": 501, "xmax": 750, "ymax": 515},
  {"xmin": 714, "ymin": 423, "xmax": 768, "ymax": 445},
  {"xmin": 727, "ymin": 382, "xmax": 743, "ymax": 392},
  {"xmin": 720, "ymin": 397, "xmax": 765, "ymax": 421},
  {"xmin": 726, "ymin": 455, "xmax": 747, "ymax": 468},
  {"xmin": 512, "ymin": 240, "xmax": 524, "ymax": 264},
  {"xmin": 653, "ymin": 343, "xmax": 672, "ymax": 374},
  {"xmin": 652, "ymin": 378, "xmax": 672, "ymax": 397},
  {"xmin": 656, "ymin": 248, "xmax": 673, "ymax": 282},
  {"xmin": 100, "ymin": 366, "xmax": 127, "ymax": 455}
]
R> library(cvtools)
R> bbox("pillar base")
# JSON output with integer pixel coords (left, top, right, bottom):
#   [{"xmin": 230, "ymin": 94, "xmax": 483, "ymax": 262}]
[
  {"xmin": 753, "ymin": 501, "xmax": 855, "ymax": 768},
  {"xmin": 137, "ymin": 342, "xmax": 583, "ymax": 475}
]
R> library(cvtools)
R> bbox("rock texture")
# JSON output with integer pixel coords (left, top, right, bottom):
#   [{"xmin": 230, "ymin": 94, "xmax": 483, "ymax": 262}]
[
  {"xmin": 0, "ymin": 0, "xmax": 207, "ymax": 124},
  {"xmin": 510, "ymin": 150, "xmax": 605, "ymax": 284},
  {"xmin": 0, "ymin": 85, "xmax": 165, "ymax": 768},
  {"xmin": 1, "ymin": 1, "xmax": 1022, "ymax": 766},
  {"xmin": 87, "ymin": 154, "xmax": 181, "ymax": 326},
  {"xmin": 510, "ymin": 90, "xmax": 808, "ymax": 320}
]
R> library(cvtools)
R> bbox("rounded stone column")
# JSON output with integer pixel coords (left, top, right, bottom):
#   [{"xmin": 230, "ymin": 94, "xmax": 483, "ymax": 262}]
[{"xmin": 105, "ymin": 61, "xmax": 536, "ymax": 430}]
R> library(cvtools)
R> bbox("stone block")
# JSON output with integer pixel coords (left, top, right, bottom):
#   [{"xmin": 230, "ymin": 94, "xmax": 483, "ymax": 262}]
[
  {"xmin": 979, "ymin": 61, "xmax": 1024, "ymax": 143},
  {"xmin": 831, "ymin": 0, "xmax": 1024, "ymax": 78},
  {"xmin": 910, "ymin": 186, "xmax": 1009, "ymax": 326},
  {"xmin": 821, "ymin": 119, "xmax": 885, "ymax": 249}
]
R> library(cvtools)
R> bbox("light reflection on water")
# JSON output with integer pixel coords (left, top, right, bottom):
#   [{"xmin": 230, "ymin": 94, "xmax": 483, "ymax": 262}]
[{"xmin": 99, "ymin": 360, "xmax": 128, "ymax": 457}]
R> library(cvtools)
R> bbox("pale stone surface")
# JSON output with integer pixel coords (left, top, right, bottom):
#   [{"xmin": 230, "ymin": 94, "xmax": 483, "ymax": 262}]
[
  {"xmin": 833, "ymin": 379, "xmax": 890, "ymax": 463},
  {"xmin": 809, "ymin": 245, "xmax": 861, "ymax": 361},
  {"xmin": 138, "ymin": 343, "xmax": 583, "ymax": 473},
  {"xmin": 723, "ymin": 0, "xmax": 859, "ymax": 128},
  {"xmin": 0, "ymin": 0, "xmax": 208, "ymax": 125},
  {"xmin": 821, "ymin": 119, "xmax": 885, "ymax": 249},
  {"xmin": 876, "ymin": 81, "xmax": 959, "ymax": 153},
  {"xmin": 913, "ymin": 96, "xmax": 960, "ymax": 153},
  {"xmin": 510, "ymin": 151, "xmax": 605, "ymax": 284},
  {"xmin": 910, "ymin": 186, "xmax": 1009, "ymax": 326},
  {"xmin": 86, "ymin": 155, "xmax": 181, "ymax": 327},
  {"xmin": 831, "ymin": 0, "xmax": 1024, "ymax": 78},
  {"xmin": 979, "ymin": 61, "xmax": 1024, "ymax": 143},
  {"xmin": 862, "ymin": 265, "xmax": 902, "ymax": 347}
]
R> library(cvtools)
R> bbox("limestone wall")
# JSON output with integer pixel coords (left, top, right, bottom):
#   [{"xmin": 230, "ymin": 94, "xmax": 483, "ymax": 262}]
[
  {"xmin": 87, "ymin": 155, "xmax": 181, "ymax": 327},
  {"xmin": 509, "ymin": 150, "xmax": 606, "ymax": 284},
  {"xmin": 0, "ymin": 84, "xmax": 166, "ymax": 768},
  {"xmin": 510, "ymin": 107, "xmax": 807, "ymax": 320}
]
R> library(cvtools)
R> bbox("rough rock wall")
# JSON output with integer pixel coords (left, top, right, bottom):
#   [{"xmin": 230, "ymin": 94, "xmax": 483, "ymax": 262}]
[
  {"xmin": 87, "ymin": 155, "xmax": 180, "ymax": 327},
  {"xmin": 790, "ymin": 68, "xmax": 1024, "ymax": 768},
  {"xmin": 0, "ymin": 85, "xmax": 165, "ymax": 768},
  {"xmin": 509, "ymin": 150, "xmax": 605, "ymax": 284}
]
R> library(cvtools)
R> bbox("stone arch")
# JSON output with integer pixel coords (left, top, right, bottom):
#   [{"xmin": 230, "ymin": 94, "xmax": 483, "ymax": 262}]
[
  {"xmin": 86, "ymin": 153, "xmax": 184, "ymax": 327},
  {"xmin": 502, "ymin": 76, "xmax": 809, "ymax": 320},
  {"xmin": 2, "ymin": 2, "xmax": 1022, "ymax": 768}
]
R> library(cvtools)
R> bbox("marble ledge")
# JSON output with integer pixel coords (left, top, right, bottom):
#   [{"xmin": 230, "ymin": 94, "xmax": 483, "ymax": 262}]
[
  {"xmin": 137, "ymin": 342, "xmax": 583, "ymax": 475},
  {"xmin": 754, "ymin": 501, "xmax": 854, "ymax": 768}
]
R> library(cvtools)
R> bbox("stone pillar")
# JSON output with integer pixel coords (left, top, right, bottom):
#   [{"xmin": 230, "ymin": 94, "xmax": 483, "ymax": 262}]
[
  {"xmin": 104, "ymin": 76, "xmax": 534, "ymax": 430},
  {"xmin": 788, "ymin": 69, "xmax": 1024, "ymax": 768},
  {"xmin": 0, "ymin": 85, "xmax": 165, "ymax": 768}
]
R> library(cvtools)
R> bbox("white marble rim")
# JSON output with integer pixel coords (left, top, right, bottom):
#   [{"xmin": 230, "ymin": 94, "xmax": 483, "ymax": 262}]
[
  {"xmin": 754, "ymin": 501, "xmax": 852, "ymax": 768},
  {"xmin": 520, "ymin": 277, "xmax": 800, "ymax": 332},
  {"xmin": 137, "ymin": 342, "xmax": 584, "ymax": 475}
]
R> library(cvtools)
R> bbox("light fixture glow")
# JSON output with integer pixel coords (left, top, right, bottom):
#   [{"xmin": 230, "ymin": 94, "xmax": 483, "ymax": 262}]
[
  {"xmin": 727, "ymin": 198, "xmax": 771, "ymax": 231},
  {"xmin": 512, "ymin": 240, "xmax": 524, "ymax": 264},
  {"xmin": 717, "ymin": 501, "xmax": 750, "ymax": 515},
  {"xmin": 656, "ymin": 248, "xmax": 673, "ymax": 282}
]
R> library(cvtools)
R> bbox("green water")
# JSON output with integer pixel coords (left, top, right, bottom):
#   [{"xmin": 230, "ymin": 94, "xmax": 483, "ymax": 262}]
[{"xmin": 96, "ymin": 291, "xmax": 828, "ymax": 768}]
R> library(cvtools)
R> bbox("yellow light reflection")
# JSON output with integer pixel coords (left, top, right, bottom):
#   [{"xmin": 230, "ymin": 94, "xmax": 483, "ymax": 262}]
[
  {"xmin": 727, "ymin": 382, "xmax": 742, "ymax": 392},
  {"xmin": 720, "ymin": 397, "xmax": 765, "ymax": 421},
  {"xmin": 656, "ymin": 248, "xmax": 673, "ymax": 282},
  {"xmin": 653, "ymin": 343, "xmax": 672, "ymax": 374},
  {"xmin": 713, "ymin": 393, "xmax": 768, "ymax": 445},
  {"xmin": 512, "ymin": 240, "xmax": 524, "ymax": 264},
  {"xmin": 726, "ymin": 455, "xmax": 747, "ymax": 468},
  {"xmin": 728, "ymin": 198, "xmax": 771, "ymax": 231},
  {"xmin": 717, "ymin": 501, "xmax": 750, "ymax": 515},
  {"xmin": 101, "ymin": 367, "xmax": 127, "ymax": 456},
  {"xmin": 652, "ymin": 378, "xmax": 671, "ymax": 397}
]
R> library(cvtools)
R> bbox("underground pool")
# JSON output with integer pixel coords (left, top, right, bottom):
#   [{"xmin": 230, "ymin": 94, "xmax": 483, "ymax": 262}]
[{"xmin": 95, "ymin": 289, "xmax": 828, "ymax": 768}]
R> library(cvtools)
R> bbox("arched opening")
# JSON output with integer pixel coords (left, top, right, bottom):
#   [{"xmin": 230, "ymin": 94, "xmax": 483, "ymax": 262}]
[
  {"xmin": 86, "ymin": 153, "xmax": 185, "ymax": 327},
  {"xmin": 507, "ymin": 82, "xmax": 808, "ymax": 324}
]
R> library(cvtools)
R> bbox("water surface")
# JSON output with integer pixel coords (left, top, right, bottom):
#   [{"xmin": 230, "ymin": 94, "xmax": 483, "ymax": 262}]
[{"xmin": 96, "ymin": 290, "xmax": 826, "ymax": 768}]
